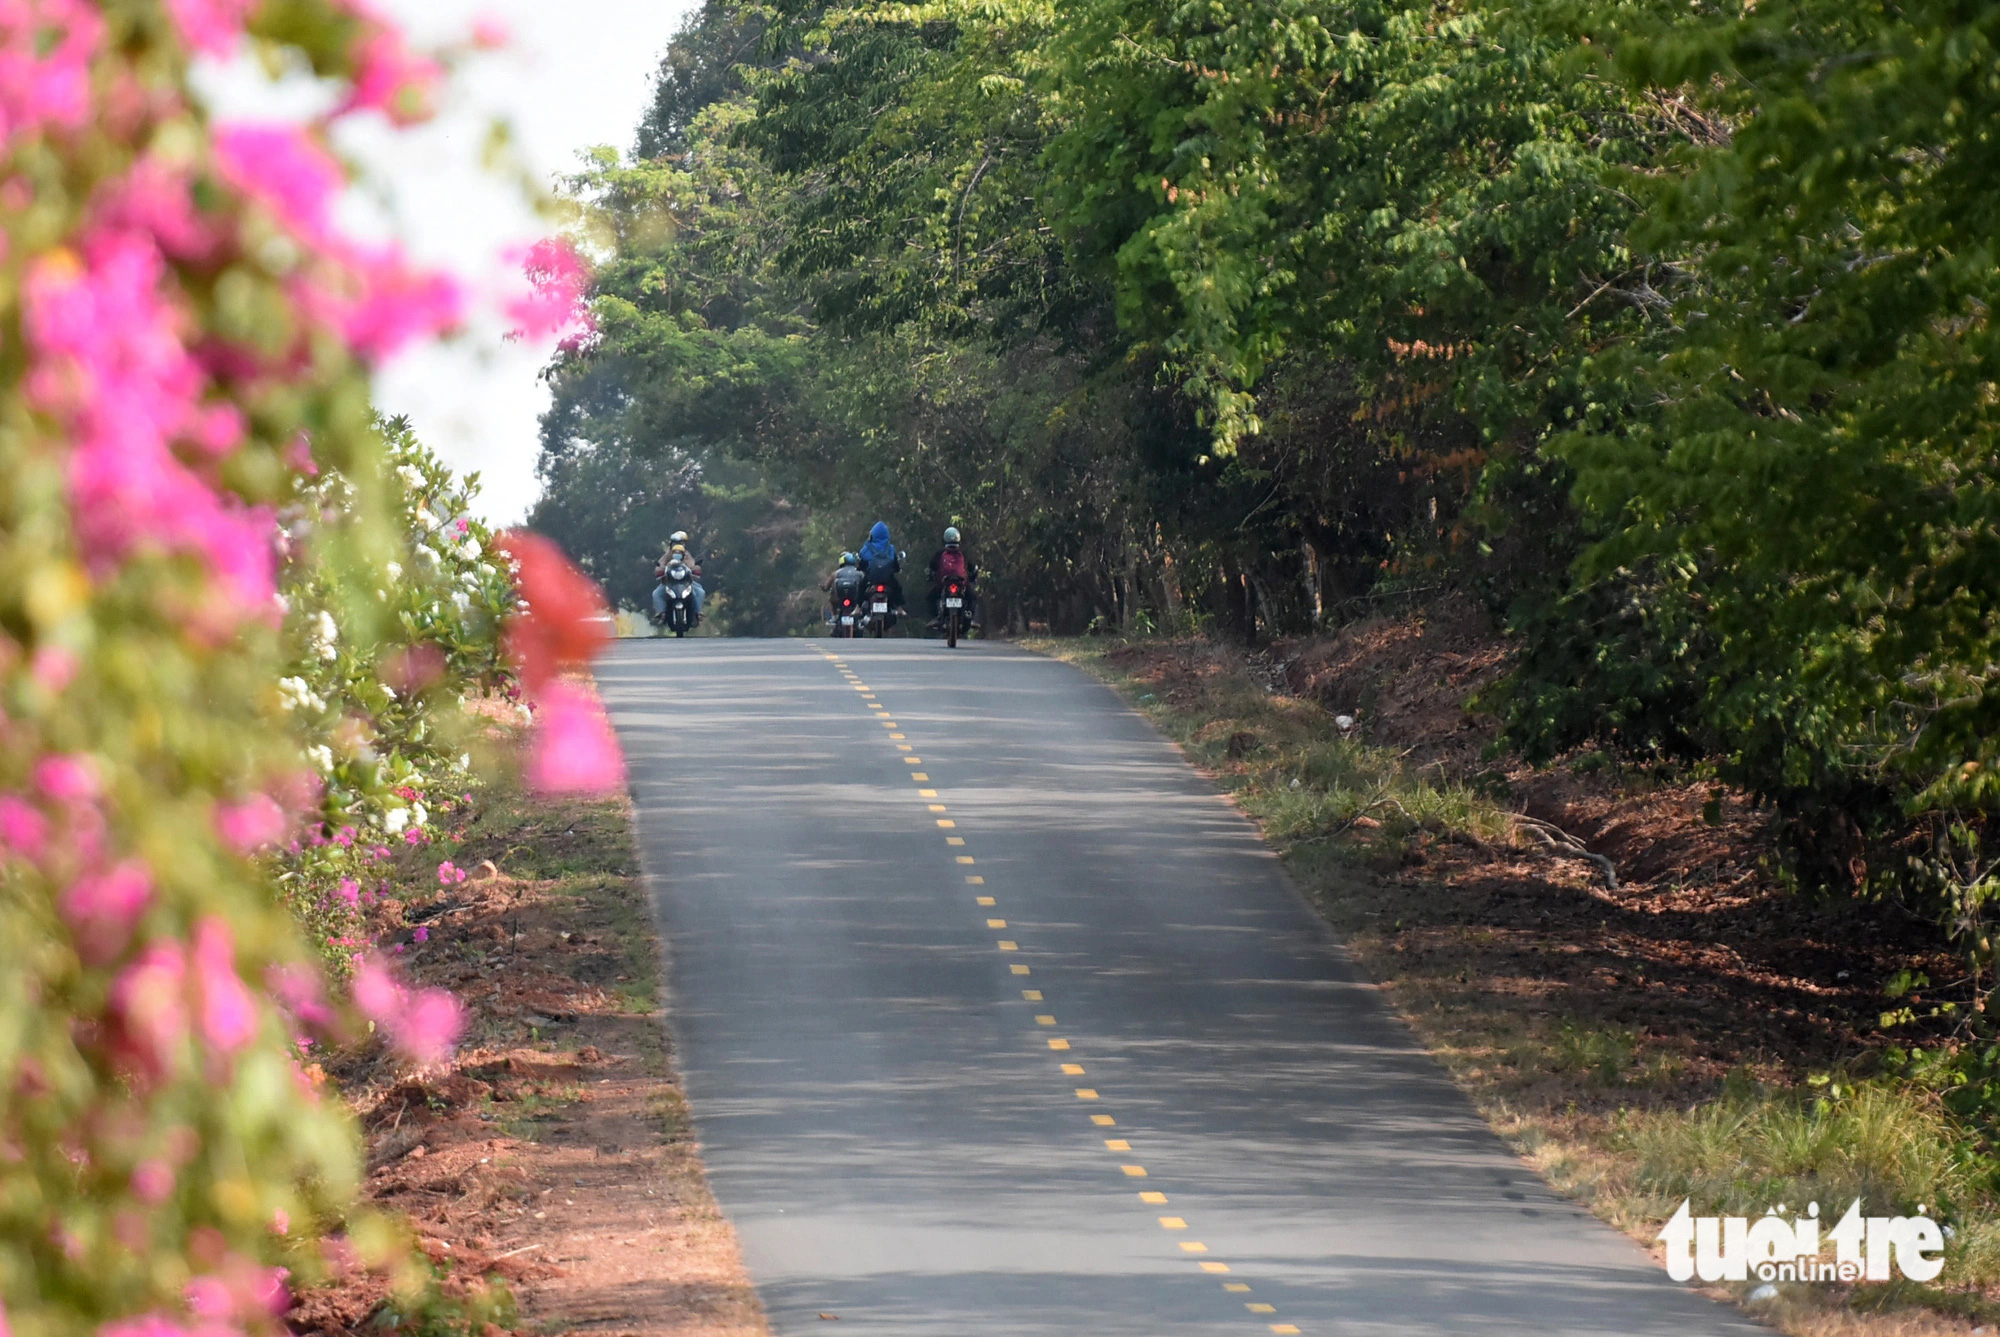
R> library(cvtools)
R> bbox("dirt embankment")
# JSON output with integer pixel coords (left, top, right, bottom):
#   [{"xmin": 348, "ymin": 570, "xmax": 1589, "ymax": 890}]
[
  {"xmin": 1106, "ymin": 599, "xmax": 1956, "ymax": 1086},
  {"xmin": 294, "ymin": 787, "xmax": 766, "ymax": 1337}
]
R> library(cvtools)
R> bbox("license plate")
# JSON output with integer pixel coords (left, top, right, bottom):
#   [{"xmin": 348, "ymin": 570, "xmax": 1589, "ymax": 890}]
[
  {"xmin": 945, "ymin": 598, "xmax": 963, "ymax": 608},
  {"xmin": 840, "ymin": 616, "xmax": 853, "ymax": 625},
  {"xmin": 872, "ymin": 602, "xmax": 888, "ymax": 613}
]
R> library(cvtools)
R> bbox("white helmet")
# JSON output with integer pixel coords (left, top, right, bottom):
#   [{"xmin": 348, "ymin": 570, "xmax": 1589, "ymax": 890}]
[
  {"xmin": 943, "ymin": 526, "xmax": 961, "ymax": 544},
  {"xmin": 670, "ymin": 530, "xmax": 689, "ymax": 545}
]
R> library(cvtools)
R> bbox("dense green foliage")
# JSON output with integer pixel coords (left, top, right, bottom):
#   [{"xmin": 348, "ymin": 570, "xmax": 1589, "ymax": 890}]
[{"xmin": 532, "ymin": 0, "xmax": 2000, "ymax": 992}]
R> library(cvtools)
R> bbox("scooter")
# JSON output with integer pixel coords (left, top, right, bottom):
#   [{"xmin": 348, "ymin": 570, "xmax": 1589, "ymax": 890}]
[{"xmin": 656, "ymin": 560, "xmax": 699, "ymax": 637}]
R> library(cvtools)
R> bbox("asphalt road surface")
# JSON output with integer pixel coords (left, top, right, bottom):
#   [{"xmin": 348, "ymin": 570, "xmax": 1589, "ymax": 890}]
[{"xmin": 597, "ymin": 638, "xmax": 1761, "ymax": 1337}]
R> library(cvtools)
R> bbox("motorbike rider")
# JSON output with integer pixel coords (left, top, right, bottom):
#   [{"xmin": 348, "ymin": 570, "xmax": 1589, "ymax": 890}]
[
  {"xmin": 926, "ymin": 526, "xmax": 981, "ymax": 628},
  {"xmin": 821, "ymin": 551, "xmax": 865, "ymax": 624},
  {"xmin": 855, "ymin": 521, "xmax": 904, "ymax": 613},
  {"xmin": 651, "ymin": 531, "xmax": 705, "ymax": 624}
]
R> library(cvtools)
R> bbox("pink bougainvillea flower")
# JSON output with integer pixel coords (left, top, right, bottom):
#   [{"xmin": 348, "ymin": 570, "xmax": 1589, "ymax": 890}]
[
  {"xmin": 97, "ymin": 1314, "xmax": 190, "ymax": 1337},
  {"xmin": 212, "ymin": 123, "xmax": 342, "ymax": 246},
  {"xmin": 351, "ymin": 955, "xmax": 462, "ymax": 1065},
  {"xmin": 110, "ymin": 942, "xmax": 189, "ymax": 1080},
  {"xmin": 30, "ymin": 644, "xmax": 78, "ymax": 693},
  {"xmin": 295, "ymin": 242, "xmax": 464, "ymax": 362},
  {"xmin": 435, "ymin": 861, "xmax": 457, "ymax": 885},
  {"xmin": 469, "ymin": 13, "xmax": 510, "ymax": 48},
  {"xmin": 214, "ymin": 795, "xmax": 286, "ymax": 854},
  {"xmin": 339, "ymin": 27, "xmax": 442, "ymax": 125},
  {"xmin": 58, "ymin": 860, "xmax": 154, "ymax": 964},
  {"xmin": 526, "ymin": 680, "xmax": 626, "ymax": 796},
  {"xmin": 411, "ymin": 925, "xmax": 428, "ymax": 944},
  {"xmin": 505, "ymin": 237, "xmax": 595, "ymax": 348},
  {"xmin": 335, "ymin": 876, "xmax": 360, "ymax": 908},
  {"xmin": 0, "ymin": 796, "xmax": 49, "ymax": 861},
  {"xmin": 496, "ymin": 532, "xmax": 610, "ymax": 688},
  {"xmin": 0, "ymin": 0, "xmax": 103, "ymax": 152},
  {"xmin": 23, "ymin": 235, "xmax": 280, "ymax": 615},
  {"xmin": 183, "ymin": 1278, "xmax": 231, "ymax": 1321},
  {"xmin": 392, "ymin": 989, "xmax": 462, "ymax": 1065},
  {"xmin": 97, "ymin": 158, "xmax": 218, "ymax": 263},
  {"xmin": 192, "ymin": 918, "xmax": 256, "ymax": 1055},
  {"xmin": 268, "ymin": 963, "xmax": 337, "ymax": 1033},
  {"xmin": 33, "ymin": 753, "xmax": 97, "ymax": 803},
  {"xmin": 162, "ymin": 0, "xmax": 255, "ymax": 57},
  {"xmin": 130, "ymin": 1158, "xmax": 174, "ymax": 1204}
]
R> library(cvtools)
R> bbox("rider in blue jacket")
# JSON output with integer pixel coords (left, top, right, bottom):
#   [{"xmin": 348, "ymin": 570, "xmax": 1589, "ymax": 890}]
[{"xmin": 856, "ymin": 521, "xmax": 905, "ymax": 613}]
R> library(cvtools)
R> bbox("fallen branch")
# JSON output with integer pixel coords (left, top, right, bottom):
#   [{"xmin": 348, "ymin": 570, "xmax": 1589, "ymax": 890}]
[{"xmin": 1513, "ymin": 814, "xmax": 1618, "ymax": 890}]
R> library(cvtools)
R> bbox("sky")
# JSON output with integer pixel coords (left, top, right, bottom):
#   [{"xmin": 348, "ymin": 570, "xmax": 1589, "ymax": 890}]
[{"xmin": 209, "ymin": 0, "xmax": 699, "ymax": 523}]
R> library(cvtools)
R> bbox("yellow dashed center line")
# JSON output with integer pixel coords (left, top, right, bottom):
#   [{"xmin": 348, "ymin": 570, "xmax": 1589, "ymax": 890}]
[{"xmin": 840, "ymin": 656, "xmax": 1294, "ymax": 1337}]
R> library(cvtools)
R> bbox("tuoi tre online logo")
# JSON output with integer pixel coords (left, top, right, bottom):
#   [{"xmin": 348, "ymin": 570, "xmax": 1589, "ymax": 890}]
[{"xmin": 1658, "ymin": 1199, "xmax": 1946, "ymax": 1284}]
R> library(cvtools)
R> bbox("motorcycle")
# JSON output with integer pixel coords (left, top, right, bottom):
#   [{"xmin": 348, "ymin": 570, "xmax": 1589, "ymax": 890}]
[
  {"xmin": 655, "ymin": 560, "xmax": 699, "ymax": 637},
  {"xmin": 938, "ymin": 576, "xmax": 969, "ymax": 648},
  {"xmin": 829, "ymin": 572, "xmax": 863, "ymax": 637},
  {"xmin": 859, "ymin": 576, "xmax": 897, "ymax": 638}
]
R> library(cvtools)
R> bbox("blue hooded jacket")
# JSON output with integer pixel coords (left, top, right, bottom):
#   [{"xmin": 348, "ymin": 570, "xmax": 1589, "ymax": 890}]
[{"xmin": 857, "ymin": 522, "xmax": 897, "ymax": 570}]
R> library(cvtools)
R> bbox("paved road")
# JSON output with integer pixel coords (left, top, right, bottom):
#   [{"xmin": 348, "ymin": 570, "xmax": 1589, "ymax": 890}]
[{"xmin": 597, "ymin": 639, "xmax": 1759, "ymax": 1337}]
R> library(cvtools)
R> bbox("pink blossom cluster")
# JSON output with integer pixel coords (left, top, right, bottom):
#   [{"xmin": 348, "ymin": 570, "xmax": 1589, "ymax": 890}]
[
  {"xmin": 0, "ymin": 0, "xmax": 101, "ymax": 153},
  {"xmin": 24, "ymin": 235, "xmax": 277, "ymax": 616},
  {"xmin": 507, "ymin": 237, "xmax": 596, "ymax": 351},
  {"xmin": 526, "ymin": 681, "xmax": 627, "ymax": 795},
  {"xmin": 351, "ymin": 956, "xmax": 462, "ymax": 1066},
  {"xmin": 498, "ymin": 533, "xmax": 626, "ymax": 795},
  {"xmin": 104, "ymin": 918, "xmax": 260, "ymax": 1083}
]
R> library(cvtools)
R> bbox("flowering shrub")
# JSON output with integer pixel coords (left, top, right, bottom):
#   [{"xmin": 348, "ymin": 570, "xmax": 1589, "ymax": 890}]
[
  {"xmin": 273, "ymin": 419, "xmax": 518, "ymax": 979},
  {"xmin": 0, "ymin": 6, "xmax": 610, "ymax": 1337}
]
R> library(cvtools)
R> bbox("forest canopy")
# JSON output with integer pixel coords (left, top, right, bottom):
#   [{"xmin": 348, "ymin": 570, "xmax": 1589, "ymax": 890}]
[{"xmin": 531, "ymin": 0, "xmax": 2000, "ymax": 950}]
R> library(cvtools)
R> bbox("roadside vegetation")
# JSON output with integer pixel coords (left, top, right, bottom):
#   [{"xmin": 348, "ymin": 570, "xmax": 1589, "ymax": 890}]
[
  {"xmin": 299, "ymin": 763, "xmax": 766, "ymax": 1337},
  {"xmin": 1042, "ymin": 631, "xmax": 2000, "ymax": 1333}
]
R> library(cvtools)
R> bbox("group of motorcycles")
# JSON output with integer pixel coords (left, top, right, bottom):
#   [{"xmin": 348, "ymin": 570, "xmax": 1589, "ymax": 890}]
[
  {"xmin": 826, "ymin": 566, "xmax": 971, "ymax": 645},
  {"xmin": 651, "ymin": 537, "xmax": 973, "ymax": 645}
]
